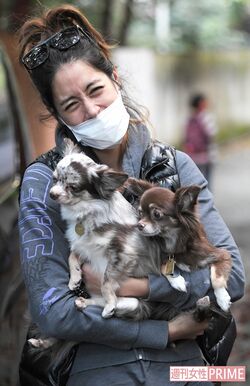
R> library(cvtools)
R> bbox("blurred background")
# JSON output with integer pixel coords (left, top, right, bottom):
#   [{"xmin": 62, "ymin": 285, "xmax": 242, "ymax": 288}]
[{"xmin": 0, "ymin": 1, "xmax": 249, "ymax": 385}]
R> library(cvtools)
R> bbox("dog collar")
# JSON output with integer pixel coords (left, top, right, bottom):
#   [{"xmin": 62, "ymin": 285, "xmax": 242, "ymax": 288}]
[{"xmin": 162, "ymin": 255, "xmax": 176, "ymax": 276}]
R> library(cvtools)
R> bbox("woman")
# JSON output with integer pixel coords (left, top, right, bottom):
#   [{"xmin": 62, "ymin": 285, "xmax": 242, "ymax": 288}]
[{"xmin": 18, "ymin": 5, "xmax": 244, "ymax": 386}]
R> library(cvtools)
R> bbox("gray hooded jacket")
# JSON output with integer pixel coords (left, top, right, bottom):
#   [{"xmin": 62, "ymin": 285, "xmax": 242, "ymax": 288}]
[{"xmin": 18, "ymin": 124, "xmax": 245, "ymax": 374}]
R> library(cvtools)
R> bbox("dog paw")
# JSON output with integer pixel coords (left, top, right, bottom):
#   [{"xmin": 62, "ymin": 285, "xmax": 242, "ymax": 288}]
[
  {"xmin": 196, "ymin": 295, "xmax": 211, "ymax": 309},
  {"xmin": 102, "ymin": 304, "xmax": 115, "ymax": 319},
  {"xmin": 116, "ymin": 297, "xmax": 139, "ymax": 312},
  {"xmin": 29, "ymin": 337, "xmax": 56, "ymax": 349},
  {"xmin": 28, "ymin": 338, "xmax": 42, "ymax": 348},
  {"xmin": 167, "ymin": 274, "xmax": 187, "ymax": 292},
  {"xmin": 28, "ymin": 338, "xmax": 53, "ymax": 348},
  {"xmin": 68, "ymin": 278, "xmax": 82, "ymax": 291},
  {"xmin": 214, "ymin": 288, "xmax": 231, "ymax": 312},
  {"xmin": 75, "ymin": 297, "xmax": 87, "ymax": 310}
]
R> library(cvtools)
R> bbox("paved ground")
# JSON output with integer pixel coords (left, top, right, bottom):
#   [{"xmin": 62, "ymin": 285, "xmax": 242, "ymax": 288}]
[{"xmin": 213, "ymin": 135, "xmax": 250, "ymax": 384}]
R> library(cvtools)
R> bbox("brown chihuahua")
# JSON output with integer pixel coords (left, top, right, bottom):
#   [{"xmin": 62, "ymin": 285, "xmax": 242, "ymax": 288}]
[{"xmin": 124, "ymin": 178, "xmax": 232, "ymax": 312}]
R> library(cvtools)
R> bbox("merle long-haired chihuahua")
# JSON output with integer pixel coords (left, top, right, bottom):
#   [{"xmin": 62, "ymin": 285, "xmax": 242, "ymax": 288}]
[{"xmin": 48, "ymin": 139, "xmax": 191, "ymax": 321}]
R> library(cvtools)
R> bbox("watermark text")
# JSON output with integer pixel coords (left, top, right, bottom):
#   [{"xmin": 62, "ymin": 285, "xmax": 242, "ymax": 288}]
[{"xmin": 170, "ymin": 366, "xmax": 246, "ymax": 382}]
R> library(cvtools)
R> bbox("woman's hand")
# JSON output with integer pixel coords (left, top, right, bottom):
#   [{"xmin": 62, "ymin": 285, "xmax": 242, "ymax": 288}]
[
  {"xmin": 82, "ymin": 264, "xmax": 208, "ymax": 342},
  {"xmin": 168, "ymin": 312, "xmax": 209, "ymax": 342},
  {"xmin": 81, "ymin": 263, "xmax": 102, "ymax": 295},
  {"xmin": 82, "ymin": 263, "xmax": 149, "ymax": 298},
  {"xmin": 117, "ymin": 278, "xmax": 149, "ymax": 298}
]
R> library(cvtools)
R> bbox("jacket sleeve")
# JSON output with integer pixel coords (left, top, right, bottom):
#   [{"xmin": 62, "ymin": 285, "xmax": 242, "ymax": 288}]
[
  {"xmin": 147, "ymin": 151, "xmax": 245, "ymax": 310},
  {"xmin": 18, "ymin": 163, "xmax": 168, "ymax": 350}
]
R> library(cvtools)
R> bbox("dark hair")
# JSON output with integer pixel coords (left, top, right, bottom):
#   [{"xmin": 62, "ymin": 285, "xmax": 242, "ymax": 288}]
[
  {"xmin": 18, "ymin": 5, "xmax": 115, "ymax": 116},
  {"xmin": 189, "ymin": 93, "xmax": 206, "ymax": 109},
  {"xmin": 18, "ymin": 5, "xmax": 149, "ymax": 126}
]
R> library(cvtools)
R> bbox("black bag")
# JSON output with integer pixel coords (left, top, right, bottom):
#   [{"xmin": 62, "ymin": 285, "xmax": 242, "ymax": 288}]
[
  {"xmin": 19, "ymin": 330, "xmax": 77, "ymax": 386},
  {"xmin": 197, "ymin": 310, "xmax": 237, "ymax": 366},
  {"xmin": 18, "ymin": 283, "xmax": 90, "ymax": 386}
]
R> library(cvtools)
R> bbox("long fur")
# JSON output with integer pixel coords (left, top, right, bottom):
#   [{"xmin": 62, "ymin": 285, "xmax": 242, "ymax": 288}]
[
  {"xmin": 49, "ymin": 141, "xmax": 170, "ymax": 320},
  {"xmin": 125, "ymin": 177, "xmax": 232, "ymax": 312},
  {"xmin": 29, "ymin": 139, "xmax": 230, "ymax": 364}
]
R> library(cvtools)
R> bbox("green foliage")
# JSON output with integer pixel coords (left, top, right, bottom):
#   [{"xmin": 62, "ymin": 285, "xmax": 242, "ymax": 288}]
[
  {"xmin": 168, "ymin": 0, "xmax": 250, "ymax": 52},
  {"xmin": 35, "ymin": 0, "xmax": 101, "ymax": 24},
  {"xmin": 4, "ymin": 0, "xmax": 250, "ymax": 49},
  {"xmin": 216, "ymin": 124, "xmax": 250, "ymax": 144}
]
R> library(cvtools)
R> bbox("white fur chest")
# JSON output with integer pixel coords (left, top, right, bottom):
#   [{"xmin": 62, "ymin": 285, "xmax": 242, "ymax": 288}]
[
  {"xmin": 67, "ymin": 224, "xmax": 113, "ymax": 275},
  {"xmin": 60, "ymin": 192, "xmax": 137, "ymax": 277}
]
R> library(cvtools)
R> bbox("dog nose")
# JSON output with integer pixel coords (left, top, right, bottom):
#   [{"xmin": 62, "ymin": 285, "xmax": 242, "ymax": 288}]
[
  {"xmin": 137, "ymin": 222, "xmax": 145, "ymax": 231},
  {"xmin": 50, "ymin": 190, "xmax": 59, "ymax": 200}
]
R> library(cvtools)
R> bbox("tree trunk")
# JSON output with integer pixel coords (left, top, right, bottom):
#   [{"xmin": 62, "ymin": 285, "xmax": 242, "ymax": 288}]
[
  {"xmin": 1, "ymin": 0, "xmax": 32, "ymax": 31},
  {"xmin": 118, "ymin": 0, "xmax": 134, "ymax": 46},
  {"xmin": 101, "ymin": 0, "xmax": 114, "ymax": 41}
]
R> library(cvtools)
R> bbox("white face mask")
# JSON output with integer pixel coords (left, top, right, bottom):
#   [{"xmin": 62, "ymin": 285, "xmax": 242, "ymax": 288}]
[{"xmin": 62, "ymin": 93, "xmax": 130, "ymax": 150}]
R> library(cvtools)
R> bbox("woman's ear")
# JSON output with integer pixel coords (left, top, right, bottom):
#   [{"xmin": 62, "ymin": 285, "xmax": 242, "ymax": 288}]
[{"xmin": 112, "ymin": 66, "xmax": 119, "ymax": 82}]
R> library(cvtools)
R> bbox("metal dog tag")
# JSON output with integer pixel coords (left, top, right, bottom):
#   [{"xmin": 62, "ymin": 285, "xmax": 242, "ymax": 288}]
[
  {"xmin": 163, "ymin": 257, "xmax": 175, "ymax": 276},
  {"xmin": 75, "ymin": 223, "xmax": 85, "ymax": 236}
]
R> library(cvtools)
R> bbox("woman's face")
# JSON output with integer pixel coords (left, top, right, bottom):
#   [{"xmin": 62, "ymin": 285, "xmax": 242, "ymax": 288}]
[{"xmin": 52, "ymin": 60, "xmax": 118, "ymax": 126}]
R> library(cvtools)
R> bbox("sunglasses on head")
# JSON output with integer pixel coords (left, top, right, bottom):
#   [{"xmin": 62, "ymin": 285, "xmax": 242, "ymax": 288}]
[{"xmin": 22, "ymin": 25, "xmax": 93, "ymax": 70}]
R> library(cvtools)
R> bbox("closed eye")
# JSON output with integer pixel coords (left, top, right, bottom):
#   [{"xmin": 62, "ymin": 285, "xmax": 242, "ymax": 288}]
[
  {"xmin": 64, "ymin": 100, "xmax": 79, "ymax": 111},
  {"xmin": 89, "ymin": 85, "xmax": 104, "ymax": 96}
]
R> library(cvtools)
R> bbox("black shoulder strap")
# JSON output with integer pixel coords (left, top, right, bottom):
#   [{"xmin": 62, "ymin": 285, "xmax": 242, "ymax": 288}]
[
  {"xmin": 31, "ymin": 147, "xmax": 63, "ymax": 171},
  {"xmin": 18, "ymin": 147, "xmax": 63, "ymax": 204}
]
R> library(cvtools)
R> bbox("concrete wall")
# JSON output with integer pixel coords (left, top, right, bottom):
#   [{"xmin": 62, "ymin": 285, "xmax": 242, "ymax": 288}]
[{"xmin": 113, "ymin": 48, "xmax": 250, "ymax": 144}]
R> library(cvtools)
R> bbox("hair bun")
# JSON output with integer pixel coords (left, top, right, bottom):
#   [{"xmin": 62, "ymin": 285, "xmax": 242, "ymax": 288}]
[{"xmin": 45, "ymin": 5, "xmax": 111, "ymax": 60}]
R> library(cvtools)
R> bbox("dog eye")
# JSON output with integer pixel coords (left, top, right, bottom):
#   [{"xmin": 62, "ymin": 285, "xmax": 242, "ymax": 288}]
[
  {"xmin": 152, "ymin": 209, "xmax": 162, "ymax": 220},
  {"xmin": 52, "ymin": 176, "xmax": 58, "ymax": 184},
  {"xmin": 70, "ymin": 185, "xmax": 81, "ymax": 192}
]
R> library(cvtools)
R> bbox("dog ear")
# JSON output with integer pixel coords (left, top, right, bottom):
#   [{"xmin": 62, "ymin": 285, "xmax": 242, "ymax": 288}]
[
  {"xmin": 63, "ymin": 138, "xmax": 81, "ymax": 156},
  {"xmin": 175, "ymin": 185, "xmax": 201, "ymax": 213},
  {"xmin": 122, "ymin": 177, "xmax": 154, "ymax": 197},
  {"xmin": 94, "ymin": 170, "xmax": 129, "ymax": 199}
]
